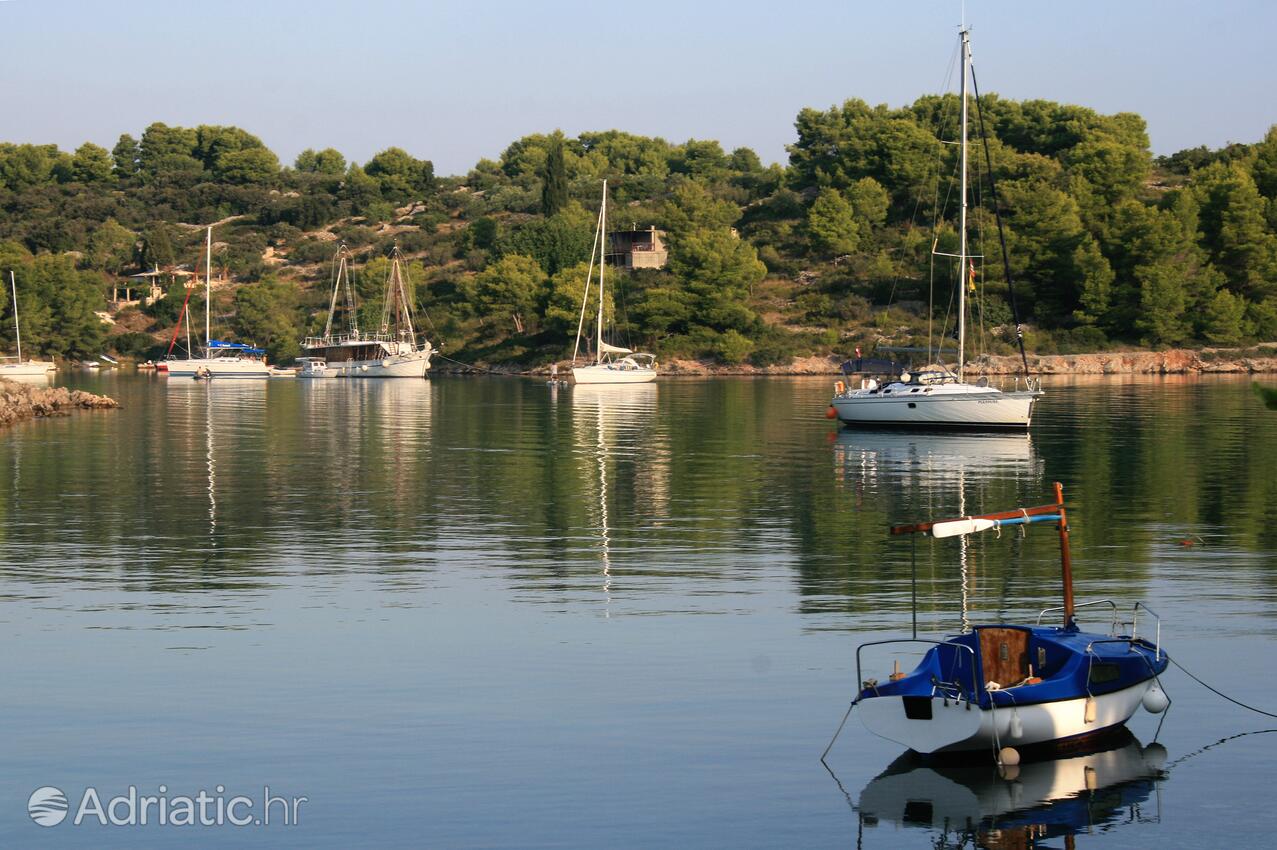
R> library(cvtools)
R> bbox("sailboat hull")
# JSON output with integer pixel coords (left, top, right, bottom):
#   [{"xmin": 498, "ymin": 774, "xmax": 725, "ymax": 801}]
[
  {"xmin": 572, "ymin": 364, "xmax": 656, "ymax": 384},
  {"xmin": 164, "ymin": 357, "xmax": 271, "ymax": 378},
  {"xmin": 858, "ymin": 677, "xmax": 1156, "ymax": 755},
  {"xmin": 833, "ymin": 386, "xmax": 1037, "ymax": 429},
  {"xmin": 0, "ymin": 360, "xmax": 56, "ymax": 376}
]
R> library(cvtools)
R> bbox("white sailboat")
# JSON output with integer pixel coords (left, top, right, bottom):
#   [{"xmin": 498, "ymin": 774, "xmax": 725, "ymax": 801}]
[
  {"xmin": 164, "ymin": 226, "xmax": 271, "ymax": 378},
  {"xmin": 1, "ymin": 270, "xmax": 56, "ymax": 377},
  {"xmin": 571, "ymin": 180, "xmax": 656, "ymax": 385},
  {"xmin": 300, "ymin": 246, "xmax": 433, "ymax": 378},
  {"xmin": 831, "ymin": 27, "xmax": 1041, "ymax": 429}
]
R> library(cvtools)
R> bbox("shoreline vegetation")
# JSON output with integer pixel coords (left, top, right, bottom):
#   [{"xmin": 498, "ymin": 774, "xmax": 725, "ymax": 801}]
[
  {"xmin": 0, "ymin": 378, "xmax": 118, "ymax": 428},
  {"xmin": 0, "ymin": 99, "xmax": 1275, "ymax": 373}
]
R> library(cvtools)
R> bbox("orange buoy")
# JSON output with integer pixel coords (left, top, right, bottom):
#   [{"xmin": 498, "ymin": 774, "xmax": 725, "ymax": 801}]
[{"xmin": 825, "ymin": 405, "xmax": 838, "ymax": 419}]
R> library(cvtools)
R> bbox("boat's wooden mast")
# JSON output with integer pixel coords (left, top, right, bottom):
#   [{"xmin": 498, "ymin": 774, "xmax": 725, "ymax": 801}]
[{"xmin": 1055, "ymin": 481, "xmax": 1075, "ymax": 625}]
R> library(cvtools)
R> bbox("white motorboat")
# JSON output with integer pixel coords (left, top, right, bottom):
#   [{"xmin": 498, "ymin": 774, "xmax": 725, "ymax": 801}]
[
  {"xmin": 571, "ymin": 180, "xmax": 656, "ymax": 385},
  {"xmin": 164, "ymin": 226, "xmax": 271, "ymax": 379},
  {"xmin": 300, "ymin": 245, "xmax": 433, "ymax": 378},
  {"xmin": 831, "ymin": 28, "xmax": 1040, "ymax": 429},
  {"xmin": 1, "ymin": 270, "xmax": 55, "ymax": 377}
]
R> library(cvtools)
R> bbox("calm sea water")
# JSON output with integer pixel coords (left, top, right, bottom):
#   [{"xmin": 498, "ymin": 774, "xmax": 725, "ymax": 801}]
[{"xmin": 2, "ymin": 373, "xmax": 1276, "ymax": 848}]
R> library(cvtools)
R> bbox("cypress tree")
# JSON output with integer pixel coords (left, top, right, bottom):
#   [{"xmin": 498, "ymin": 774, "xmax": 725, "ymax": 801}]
[{"xmin": 540, "ymin": 139, "xmax": 568, "ymax": 217}]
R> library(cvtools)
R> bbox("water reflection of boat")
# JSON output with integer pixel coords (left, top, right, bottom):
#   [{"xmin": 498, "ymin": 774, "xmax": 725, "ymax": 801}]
[
  {"xmin": 834, "ymin": 430, "xmax": 1041, "ymax": 486},
  {"xmin": 571, "ymin": 383, "xmax": 660, "ymax": 610},
  {"xmin": 854, "ymin": 732, "xmax": 1166, "ymax": 846}
]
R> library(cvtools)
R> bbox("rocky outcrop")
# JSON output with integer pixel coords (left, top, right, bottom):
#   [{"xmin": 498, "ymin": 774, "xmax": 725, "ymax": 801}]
[
  {"xmin": 0, "ymin": 379, "xmax": 120, "ymax": 428},
  {"xmin": 512, "ymin": 347, "xmax": 1277, "ymax": 377},
  {"xmin": 968, "ymin": 347, "xmax": 1277, "ymax": 375}
]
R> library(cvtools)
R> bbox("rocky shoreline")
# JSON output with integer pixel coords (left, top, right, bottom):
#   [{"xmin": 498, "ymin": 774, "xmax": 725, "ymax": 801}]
[
  {"xmin": 513, "ymin": 346, "xmax": 1277, "ymax": 377},
  {"xmin": 0, "ymin": 379, "xmax": 120, "ymax": 428}
]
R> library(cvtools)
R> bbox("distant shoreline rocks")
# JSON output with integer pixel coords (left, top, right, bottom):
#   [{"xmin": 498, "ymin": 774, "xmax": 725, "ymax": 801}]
[
  {"xmin": 0, "ymin": 379, "xmax": 120, "ymax": 428},
  {"xmin": 522, "ymin": 347, "xmax": 1277, "ymax": 377}
]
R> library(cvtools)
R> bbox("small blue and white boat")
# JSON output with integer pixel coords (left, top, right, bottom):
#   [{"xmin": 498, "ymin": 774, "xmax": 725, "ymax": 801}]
[{"xmin": 853, "ymin": 484, "xmax": 1170, "ymax": 758}]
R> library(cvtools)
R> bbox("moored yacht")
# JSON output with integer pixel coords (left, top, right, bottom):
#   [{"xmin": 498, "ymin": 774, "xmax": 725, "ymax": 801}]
[
  {"xmin": 571, "ymin": 180, "xmax": 656, "ymax": 385},
  {"xmin": 831, "ymin": 27, "xmax": 1040, "ymax": 429},
  {"xmin": 300, "ymin": 245, "xmax": 433, "ymax": 378},
  {"xmin": 164, "ymin": 226, "xmax": 271, "ymax": 379},
  {"xmin": 1, "ymin": 270, "xmax": 55, "ymax": 377}
]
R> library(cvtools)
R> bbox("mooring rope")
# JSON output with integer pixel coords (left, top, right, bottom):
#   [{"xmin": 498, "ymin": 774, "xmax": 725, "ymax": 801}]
[{"xmin": 1167, "ymin": 654, "xmax": 1277, "ymax": 720}]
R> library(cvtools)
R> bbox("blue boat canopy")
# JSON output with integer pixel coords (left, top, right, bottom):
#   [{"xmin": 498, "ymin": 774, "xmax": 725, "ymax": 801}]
[{"xmin": 208, "ymin": 339, "xmax": 266, "ymax": 355}]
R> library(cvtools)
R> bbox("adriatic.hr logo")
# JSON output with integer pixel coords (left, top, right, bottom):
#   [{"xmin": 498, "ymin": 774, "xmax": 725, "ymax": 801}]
[
  {"xmin": 27, "ymin": 787, "xmax": 69, "ymax": 827},
  {"xmin": 26, "ymin": 784, "xmax": 306, "ymax": 827}
]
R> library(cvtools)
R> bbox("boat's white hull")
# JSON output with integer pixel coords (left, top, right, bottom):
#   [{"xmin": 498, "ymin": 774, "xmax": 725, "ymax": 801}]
[
  {"xmin": 313, "ymin": 350, "xmax": 432, "ymax": 378},
  {"xmin": 164, "ymin": 357, "xmax": 271, "ymax": 378},
  {"xmin": 0, "ymin": 360, "xmax": 55, "ymax": 376},
  {"xmin": 572, "ymin": 364, "xmax": 656, "ymax": 384},
  {"xmin": 858, "ymin": 678, "xmax": 1155, "ymax": 754},
  {"xmin": 833, "ymin": 388, "xmax": 1037, "ymax": 429}
]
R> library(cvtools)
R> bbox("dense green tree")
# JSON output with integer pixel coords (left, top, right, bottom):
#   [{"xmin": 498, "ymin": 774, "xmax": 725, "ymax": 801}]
[
  {"xmin": 1250, "ymin": 125, "xmax": 1277, "ymax": 200},
  {"xmin": 539, "ymin": 137, "xmax": 569, "ymax": 216},
  {"xmin": 295, "ymin": 148, "xmax": 347, "ymax": 176},
  {"xmin": 472, "ymin": 254, "xmax": 546, "ymax": 334},
  {"xmin": 70, "ymin": 143, "xmax": 115, "ymax": 183},
  {"xmin": 669, "ymin": 228, "xmax": 767, "ymax": 332},
  {"xmin": 0, "ymin": 143, "xmax": 63, "ymax": 191},
  {"xmin": 846, "ymin": 177, "xmax": 890, "ymax": 228},
  {"xmin": 111, "ymin": 134, "xmax": 140, "ymax": 178},
  {"xmin": 23, "ymin": 255, "xmax": 107, "ymax": 357},
  {"xmin": 500, "ymin": 204, "xmax": 594, "ymax": 275},
  {"xmin": 1135, "ymin": 262, "xmax": 1190, "ymax": 346},
  {"xmin": 1201, "ymin": 288, "xmax": 1249, "ymax": 344},
  {"xmin": 788, "ymin": 99, "xmax": 937, "ymax": 204},
  {"xmin": 806, "ymin": 188, "xmax": 859, "ymax": 256},
  {"xmin": 1193, "ymin": 162, "xmax": 1277, "ymax": 299},
  {"xmin": 543, "ymin": 261, "xmax": 612, "ymax": 337},
  {"xmin": 215, "ymin": 147, "xmax": 280, "ymax": 185},
  {"xmin": 364, "ymin": 147, "xmax": 434, "ymax": 201},
  {"xmin": 233, "ymin": 277, "xmax": 301, "ymax": 362},
  {"xmin": 138, "ymin": 122, "xmax": 200, "ymax": 177},
  {"xmin": 86, "ymin": 219, "xmax": 136, "ymax": 274},
  {"xmin": 661, "ymin": 181, "xmax": 738, "ymax": 234}
]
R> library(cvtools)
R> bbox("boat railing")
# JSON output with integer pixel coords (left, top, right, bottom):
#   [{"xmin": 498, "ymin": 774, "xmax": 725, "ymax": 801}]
[
  {"xmin": 303, "ymin": 332, "xmax": 403, "ymax": 347},
  {"xmin": 1036, "ymin": 599, "xmax": 1120, "ymax": 633},
  {"xmin": 1131, "ymin": 602, "xmax": 1163, "ymax": 661},
  {"xmin": 856, "ymin": 638, "xmax": 980, "ymax": 704}
]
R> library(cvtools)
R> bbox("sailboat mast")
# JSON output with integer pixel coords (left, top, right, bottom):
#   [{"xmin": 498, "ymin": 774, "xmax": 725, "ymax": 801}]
[
  {"xmin": 10, "ymin": 271, "xmax": 21, "ymax": 361},
  {"xmin": 957, "ymin": 28, "xmax": 970, "ymax": 383},
  {"xmin": 205, "ymin": 225, "xmax": 212, "ymax": 349},
  {"xmin": 597, "ymin": 179, "xmax": 607, "ymax": 365}
]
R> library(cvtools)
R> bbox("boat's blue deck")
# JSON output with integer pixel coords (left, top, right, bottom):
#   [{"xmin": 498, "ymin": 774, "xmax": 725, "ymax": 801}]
[{"xmin": 860, "ymin": 624, "xmax": 1167, "ymax": 709}]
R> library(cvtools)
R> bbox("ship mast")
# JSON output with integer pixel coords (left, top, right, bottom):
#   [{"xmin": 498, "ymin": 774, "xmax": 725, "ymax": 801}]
[
  {"xmin": 10, "ymin": 271, "xmax": 21, "ymax": 361},
  {"xmin": 205, "ymin": 225, "xmax": 212, "ymax": 350},
  {"xmin": 596, "ymin": 179, "xmax": 607, "ymax": 365},
  {"xmin": 957, "ymin": 27, "xmax": 970, "ymax": 384}
]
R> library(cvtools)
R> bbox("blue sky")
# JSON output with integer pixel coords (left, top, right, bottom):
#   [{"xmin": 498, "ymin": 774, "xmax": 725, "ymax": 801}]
[{"xmin": 1, "ymin": 0, "xmax": 1273, "ymax": 175}]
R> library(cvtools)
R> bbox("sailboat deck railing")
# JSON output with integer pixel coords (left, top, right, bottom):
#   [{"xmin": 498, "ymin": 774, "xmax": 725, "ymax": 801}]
[{"xmin": 304, "ymin": 332, "xmax": 412, "ymax": 347}]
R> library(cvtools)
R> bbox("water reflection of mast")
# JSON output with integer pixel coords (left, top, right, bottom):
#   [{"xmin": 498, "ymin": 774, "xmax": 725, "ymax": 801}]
[
  {"xmin": 595, "ymin": 401, "xmax": 611, "ymax": 615},
  {"xmin": 205, "ymin": 384, "xmax": 216, "ymax": 544}
]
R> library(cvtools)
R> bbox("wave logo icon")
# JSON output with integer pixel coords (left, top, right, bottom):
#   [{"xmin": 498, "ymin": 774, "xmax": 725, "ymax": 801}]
[{"xmin": 28, "ymin": 786, "xmax": 69, "ymax": 827}]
